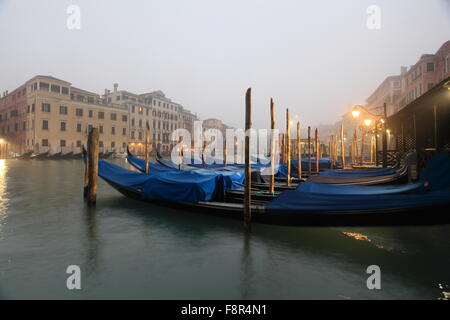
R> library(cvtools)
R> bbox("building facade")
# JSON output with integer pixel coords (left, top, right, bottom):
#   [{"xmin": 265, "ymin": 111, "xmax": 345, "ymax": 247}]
[
  {"xmin": 0, "ymin": 76, "xmax": 198, "ymax": 156},
  {"xmin": 0, "ymin": 75, "xmax": 129, "ymax": 155}
]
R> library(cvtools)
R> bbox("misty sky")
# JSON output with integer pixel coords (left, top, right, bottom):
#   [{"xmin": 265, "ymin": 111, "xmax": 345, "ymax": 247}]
[{"xmin": 0, "ymin": 0, "xmax": 449, "ymax": 129}]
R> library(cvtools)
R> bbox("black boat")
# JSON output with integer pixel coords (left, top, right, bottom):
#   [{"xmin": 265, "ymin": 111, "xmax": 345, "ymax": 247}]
[
  {"xmin": 60, "ymin": 151, "xmax": 74, "ymax": 159},
  {"xmin": 47, "ymin": 152, "xmax": 62, "ymax": 160},
  {"xmin": 97, "ymin": 158, "xmax": 450, "ymax": 226},
  {"xmin": 72, "ymin": 152, "xmax": 83, "ymax": 159},
  {"xmin": 31, "ymin": 151, "xmax": 50, "ymax": 160},
  {"xmin": 14, "ymin": 150, "xmax": 33, "ymax": 160}
]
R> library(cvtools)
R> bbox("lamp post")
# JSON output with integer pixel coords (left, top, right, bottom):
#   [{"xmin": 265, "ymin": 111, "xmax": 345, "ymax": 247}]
[{"xmin": 351, "ymin": 104, "xmax": 388, "ymax": 168}]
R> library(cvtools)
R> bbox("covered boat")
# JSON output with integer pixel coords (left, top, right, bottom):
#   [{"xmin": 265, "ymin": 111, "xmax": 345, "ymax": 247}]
[{"xmin": 96, "ymin": 151, "xmax": 450, "ymax": 226}]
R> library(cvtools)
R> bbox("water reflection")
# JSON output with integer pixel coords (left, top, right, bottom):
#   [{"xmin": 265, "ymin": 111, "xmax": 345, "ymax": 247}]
[{"xmin": 0, "ymin": 159, "xmax": 9, "ymax": 237}]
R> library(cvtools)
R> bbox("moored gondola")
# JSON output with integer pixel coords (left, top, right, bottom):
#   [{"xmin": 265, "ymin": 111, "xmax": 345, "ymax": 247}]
[
  {"xmin": 14, "ymin": 150, "xmax": 33, "ymax": 160},
  {"xmin": 30, "ymin": 151, "xmax": 50, "ymax": 160},
  {"xmin": 97, "ymin": 158, "xmax": 450, "ymax": 226}
]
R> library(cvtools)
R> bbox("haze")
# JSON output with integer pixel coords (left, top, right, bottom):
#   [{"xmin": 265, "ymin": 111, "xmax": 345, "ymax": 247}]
[{"xmin": 0, "ymin": 0, "xmax": 449, "ymax": 129}]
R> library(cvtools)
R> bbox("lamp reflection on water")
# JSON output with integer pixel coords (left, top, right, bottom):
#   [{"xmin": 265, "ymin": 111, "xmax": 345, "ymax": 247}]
[{"xmin": 0, "ymin": 159, "xmax": 9, "ymax": 236}]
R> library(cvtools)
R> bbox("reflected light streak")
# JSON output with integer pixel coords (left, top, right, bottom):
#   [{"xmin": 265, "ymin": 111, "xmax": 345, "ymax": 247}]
[{"xmin": 0, "ymin": 159, "xmax": 9, "ymax": 236}]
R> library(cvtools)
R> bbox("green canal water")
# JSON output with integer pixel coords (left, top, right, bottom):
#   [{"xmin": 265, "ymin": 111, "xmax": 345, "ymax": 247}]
[{"xmin": 0, "ymin": 159, "xmax": 449, "ymax": 300}]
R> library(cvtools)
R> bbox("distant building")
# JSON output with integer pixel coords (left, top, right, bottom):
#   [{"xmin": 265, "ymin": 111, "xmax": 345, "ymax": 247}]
[
  {"xmin": 366, "ymin": 40, "xmax": 450, "ymax": 115},
  {"xmin": 0, "ymin": 76, "xmax": 199, "ymax": 156},
  {"xmin": 0, "ymin": 75, "xmax": 128, "ymax": 155}
]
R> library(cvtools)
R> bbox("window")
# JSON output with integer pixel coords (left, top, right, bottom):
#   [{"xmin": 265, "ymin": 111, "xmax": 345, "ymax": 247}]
[
  {"xmin": 87, "ymin": 97, "xmax": 94, "ymax": 104},
  {"xmin": 111, "ymin": 126, "xmax": 115, "ymax": 135},
  {"xmin": 111, "ymin": 142, "xmax": 115, "ymax": 148},
  {"xmin": 139, "ymin": 119, "xmax": 142, "ymax": 128},
  {"xmin": 60, "ymin": 140, "xmax": 66, "ymax": 147},
  {"xmin": 138, "ymin": 132, "xmax": 142, "ymax": 140},
  {"xmin": 76, "ymin": 108, "xmax": 83, "ymax": 117},
  {"xmin": 122, "ymin": 142, "xmax": 126, "ymax": 149},
  {"xmin": 99, "ymin": 141, "xmax": 104, "ymax": 148},
  {"xmin": 139, "ymin": 107, "xmax": 143, "ymax": 115},
  {"xmin": 76, "ymin": 123, "xmax": 82, "ymax": 132},
  {"xmin": 426, "ymin": 62, "xmax": 435, "ymax": 72},
  {"xmin": 446, "ymin": 55, "xmax": 450, "ymax": 74},
  {"xmin": 132, "ymin": 105, "xmax": 135, "ymax": 113},
  {"xmin": 42, "ymin": 139, "xmax": 49, "ymax": 147},
  {"xmin": 88, "ymin": 110, "xmax": 93, "ymax": 118},
  {"xmin": 60, "ymin": 105, "xmax": 68, "ymax": 115},
  {"xmin": 39, "ymin": 82, "xmax": 50, "ymax": 91},
  {"xmin": 32, "ymin": 104, "xmax": 35, "ymax": 112},
  {"xmin": 131, "ymin": 131, "xmax": 135, "ymax": 139},
  {"xmin": 42, "ymin": 120, "xmax": 49, "ymax": 130},
  {"xmin": 122, "ymin": 115, "xmax": 127, "ymax": 122},
  {"xmin": 87, "ymin": 124, "xmax": 93, "ymax": 134},
  {"xmin": 131, "ymin": 118, "xmax": 135, "ymax": 126},
  {"xmin": 99, "ymin": 125, "xmax": 103, "ymax": 134},
  {"xmin": 60, "ymin": 121, "xmax": 66, "ymax": 131},
  {"xmin": 76, "ymin": 140, "xmax": 81, "ymax": 148},
  {"xmin": 51, "ymin": 84, "xmax": 60, "ymax": 93},
  {"xmin": 76, "ymin": 95, "xmax": 84, "ymax": 102},
  {"xmin": 111, "ymin": 113, "xmax": 117, "ymax": 121},
  {"xmin": 42, "ymin": 103, "xmax": 51, "ymax": 112},
  {"xmin": 61, "ymin": 87, "xmax": 69, "ymax": 95},
  {"xmin": 122, "ymin": 128, "xmax": 126, "ymax": 136},
  {"xmin": 98, "ymin": 111, "xmax": 104, "ymax": 119}
]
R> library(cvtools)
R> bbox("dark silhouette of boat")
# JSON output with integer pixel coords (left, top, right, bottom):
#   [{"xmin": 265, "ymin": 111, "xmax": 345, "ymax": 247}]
[
  {"xmin": 60, "ymin": 151, "xmax": 74, "ymax": 159},
  {"xmin": 47, "ymin": 152, "xmax": 62, "ymax": 160},
  {"xmin": 14, "ymin": 150, "xmax": 33, "ymax": 160},
  {"xmin": 30, "ymin": 151, "xmax": 50, "ymax": 160}
]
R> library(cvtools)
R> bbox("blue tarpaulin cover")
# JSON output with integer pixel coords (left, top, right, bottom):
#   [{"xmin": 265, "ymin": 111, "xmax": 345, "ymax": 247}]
[
  {"xmin": 296, "ymin": 181, "xmax": 425, "ymax": 195},
  {"xmin": 266, "ymin": 189, "xmax": 450, "ymax": 212},
  {"xmin": 318, "ymin": 167, "xmax": 397, "ymax": 178},
  {"xmin": 420, "ymin": 152, "xmax": 450, "ymax": 191},
  {"xmin": 99, "ymin": 160, "xmax": 244, "ymax": 202}
]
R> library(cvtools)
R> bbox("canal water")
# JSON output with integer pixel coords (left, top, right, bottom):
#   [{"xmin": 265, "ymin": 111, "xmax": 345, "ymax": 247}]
[{"xmin": 0, "ymin": 159, "xmax": 449, "ymax": 300}]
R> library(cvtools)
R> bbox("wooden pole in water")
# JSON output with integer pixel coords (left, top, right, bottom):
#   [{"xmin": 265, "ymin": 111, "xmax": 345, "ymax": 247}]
[
  {"xmin": 244, "ymin": 88, "xmax": 252, "ymax": 230},
  {"xmin": 433, "ymin": 104, "xmax": 438, "ymax": 149},
  {"xmin": 87, "ymin": 128, "xmax": 99, "ymax": 206},
  {"xmin": 340, "ymin": 123, "xmax": 345, "ymax": 169},
  {"xmin": 315, "ymin": 128, "xmax": 319, "ymax": 173},
  {"xmin": 145, "ymin": 123, "xmax": 150, "ymax": 174},
  {"xmin": 178, "ymin": 137, "xmax": 183, "ymax": 170},
  {"xmin": 308, "ymin": 126, "xmax": 311, "ymax": 175},
  {"xmin": 223, "ymin": 138, "xmax": 227, "ymax": 166},
  {"xmin": 360, "ymin": 126, "xmax": 365, "ymax": 164},
  {"xmin": 269, "ymin": 98, "xmax": 275, "ymax": 194},
  {"xmin": 297, "ymin": 121, "xmax": 301, "ymax": 180},
  {"xmin": 83, "ymin": 145, "xmax": 89, "ymax": 198},
  {"xmin": 286, "ymin": 109, "xmax": 291, "ymax": 186},
  {"xmin": 202, "ymin": 140, "xmax": 206, "ymax": 168}
]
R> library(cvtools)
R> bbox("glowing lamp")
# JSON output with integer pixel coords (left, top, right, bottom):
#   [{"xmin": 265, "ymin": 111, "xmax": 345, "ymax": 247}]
[
  {"xmin": 364, "ymin": 119, "xmax": 372, "ymax": 127},
  {"xmin": 351, "ymin": 109, "xmax": 360, "ymax": 119}
]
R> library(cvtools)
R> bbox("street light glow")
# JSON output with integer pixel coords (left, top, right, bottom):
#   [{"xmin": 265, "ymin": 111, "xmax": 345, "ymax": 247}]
[
  {"xmin": 351, "ymin": 109, "xmax": 360, "ymax": 119},
  {"xmin": 364, "ymin": 119, "xmax": 372, "ymax": 127}
]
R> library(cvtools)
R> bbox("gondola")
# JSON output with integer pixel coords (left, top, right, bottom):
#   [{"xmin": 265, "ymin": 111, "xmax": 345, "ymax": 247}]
[
  {"xmin": 30, "ymin": 151, "xmax": 50, "ymax": 160},
  {"xmin": 101, "ymin": 151, "xmax": 115, "ymax": 159},
  {"xmin": 47, "ymin": 152, "xmax": 62, "ymax": 160},
  {"xmin": 72, "ymin": 152, "xmax": 83, "ymax": 159},
  {"xmin": 96, "ymin": 158, "xmax": 450, "ymax": 226},
  {"xmin": 152, "ymin": 150, "xmax": 408, "ymax": 187},
  {"xmin": 14, "ymin": 150, "xmax": 33, "ymax": 160},
  {"xmin": 60, "ymin": 151, "xmax": 74, "ymax": 159}
]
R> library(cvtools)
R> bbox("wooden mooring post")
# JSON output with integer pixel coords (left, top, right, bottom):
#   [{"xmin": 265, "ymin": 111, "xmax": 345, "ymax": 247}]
[
  {"xmin": 286, "ymin": 109, "xmax": 291, "ymax": 186},
  {"xmin": 244, "ymin": 88, "xmax": 252, "ymax": 230},
  {"xmin": 340, "ymin": 124, "xmax": 345, "ymax": 169},
  {"xmin": 145, "ymin": 123, "xmax": 150, "ymax": 174},
  {"xmin": 86, "ymin": 128, "xmax": 99, "ymax": 206},
  {"xmin": 308, "ymin": 126, "xmax": 312, "ymax": 176},
  {"xmin": 269, "ymin": 98, "xmax": 275, "ymax": 194},
  {"xmin": 315, "ymin": 128, "xmax": 319, "ymax": 174},
  {"xmin": 297, "ymin": 121, "xmax": 301, "ymax": 180}
]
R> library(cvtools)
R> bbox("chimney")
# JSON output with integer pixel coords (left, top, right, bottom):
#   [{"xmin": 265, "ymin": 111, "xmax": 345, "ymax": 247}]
[
  {"xmin": 400, "ymin": 66, "xmax": 407, "ymax": 75},
  {"xmin": 113, "ymin": 83, "xmax": 118, "ymax": 92}
]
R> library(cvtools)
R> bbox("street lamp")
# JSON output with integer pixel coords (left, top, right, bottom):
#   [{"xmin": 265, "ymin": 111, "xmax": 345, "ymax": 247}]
[
  {"xmin": 364, "ymin": 119, "xmax": 372, "ymax": 127},
  {"xmin": 351, "ymin": 103, "xmax": 388, "ymax": 167}
]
